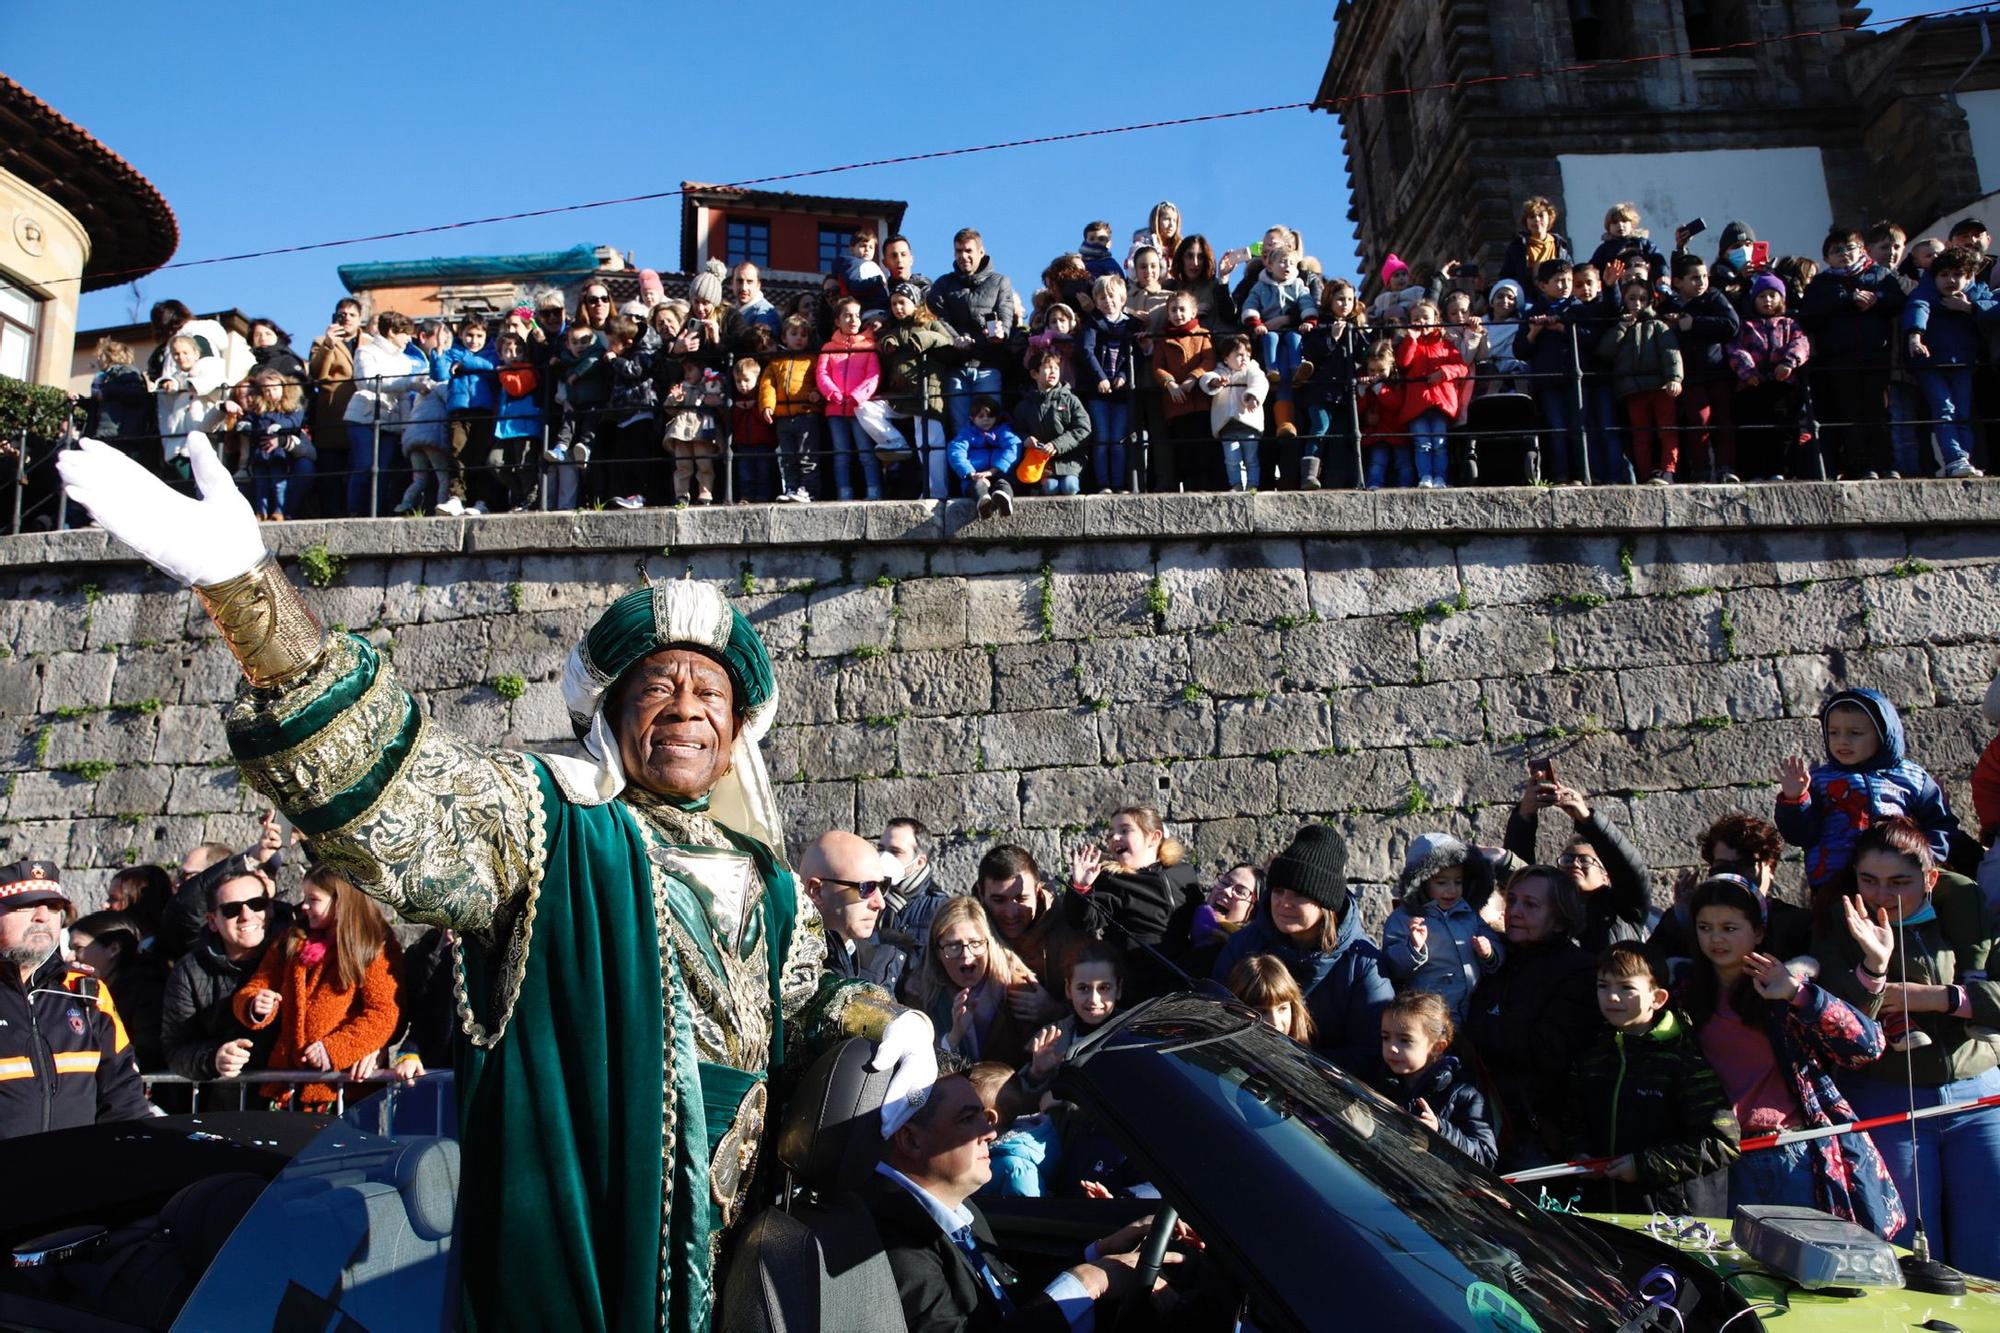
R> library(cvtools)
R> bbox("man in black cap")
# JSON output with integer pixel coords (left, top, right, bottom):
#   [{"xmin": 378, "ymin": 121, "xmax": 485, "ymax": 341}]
[{"xmin": 0, "ymin": 859, "xmax": 151, "ymax": 1140}]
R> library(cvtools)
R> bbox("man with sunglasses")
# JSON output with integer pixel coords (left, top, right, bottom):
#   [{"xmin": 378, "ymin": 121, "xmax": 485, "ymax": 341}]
[
  {"xmin": 800, "ymin": 831, "xmax": 908, "ymax": 993},
  {"xmin": 0, "ymin": 860, "xmax": 151, "ymax": 1141},
  {"xmin": 161, "ymin": 868, "xmax": 292, "ymax": 1083}
]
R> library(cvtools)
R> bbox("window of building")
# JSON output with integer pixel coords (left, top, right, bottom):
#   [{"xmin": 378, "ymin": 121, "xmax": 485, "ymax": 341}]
[
  {"xmin": 1382, "ymin": 56, "xmax": 1415, "ymax": 172},
  {"xmin": 0, "ymin": 278, "xmax": 40, "ymax": 382},
  {"xmin": 819, "ymin": 226, "xmax": 853, "ymax": 274},
  {"xmin": 1569, "ymin": 0, "xmax": 1640, "ymax": 61},
  {"xmin": 725, "ymin": 218, "xmax": 771, "ymax": 268},
  {"xmin": 1685, "ymin": 0, "xmax": 1754, "ymax": 54}
]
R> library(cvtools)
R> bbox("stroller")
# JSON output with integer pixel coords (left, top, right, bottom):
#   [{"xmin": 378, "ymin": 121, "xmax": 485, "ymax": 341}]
[{"xmin": 1454, "ymin": 386, "xmax": 1544, "ymax": 486}]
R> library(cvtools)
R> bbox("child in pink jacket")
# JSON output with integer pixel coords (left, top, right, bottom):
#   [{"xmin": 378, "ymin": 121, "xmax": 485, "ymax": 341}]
[
  {"xmin": 1728, "ymin": 274, "xmax": 1811, "ymax": 480},
  {"xmin": 816, "ymin": 295, "xmax": 885, "ymax": 500}
]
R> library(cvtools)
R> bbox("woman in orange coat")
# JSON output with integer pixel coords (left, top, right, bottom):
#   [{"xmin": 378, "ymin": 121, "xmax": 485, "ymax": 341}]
[{"xmin": 233, "ymin": 865, "xmax": 401, "ymax": 1109}]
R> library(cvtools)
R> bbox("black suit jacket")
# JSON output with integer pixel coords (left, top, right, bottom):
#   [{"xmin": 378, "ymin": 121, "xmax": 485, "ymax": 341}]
[{"xmin": 868, "ymin": 1176, "xmax": 1071, "ymax": 1333}]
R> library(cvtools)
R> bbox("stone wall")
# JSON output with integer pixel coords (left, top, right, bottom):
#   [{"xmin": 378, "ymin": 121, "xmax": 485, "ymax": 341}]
[{"xmin": 3, "ymin": 483, "xmax": 1996, "ymax": 930}]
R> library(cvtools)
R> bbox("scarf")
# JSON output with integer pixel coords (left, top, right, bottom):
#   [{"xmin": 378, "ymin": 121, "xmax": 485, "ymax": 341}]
[{"xmin": 299, "ymin": 928, "xmax": 330, "ymax": 969}]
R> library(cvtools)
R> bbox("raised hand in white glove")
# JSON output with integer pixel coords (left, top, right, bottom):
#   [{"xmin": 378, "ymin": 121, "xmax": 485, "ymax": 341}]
[
  {"xmin": 871, "ymin": 1009, "xmax": 940, "ymax": 1139},
  {"xmin": 56, "ymin": 431, "xmax": 267, "ymax": 588}
]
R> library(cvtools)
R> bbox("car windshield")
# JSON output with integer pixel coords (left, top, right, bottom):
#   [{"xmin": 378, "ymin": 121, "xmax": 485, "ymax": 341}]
[
  {"xmin": 173, "ymin": 1075, "xmax": 459, "ymax": 1331},
  {"xmin": 1066, "ymin": 998, "xmax": 1640, "ymax": 1331}
]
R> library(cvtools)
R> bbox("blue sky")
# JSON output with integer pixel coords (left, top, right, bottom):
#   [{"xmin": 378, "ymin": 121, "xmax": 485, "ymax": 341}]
[{"xmin": 10, "ymin": 0, "xmax": 1946, "ymax": 345}]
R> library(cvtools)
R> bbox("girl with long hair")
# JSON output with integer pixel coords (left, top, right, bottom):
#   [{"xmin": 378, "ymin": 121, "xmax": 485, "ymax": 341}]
[{"xmin": 233, "ymin": 866, "xmax": 401, "ymax": 1109}]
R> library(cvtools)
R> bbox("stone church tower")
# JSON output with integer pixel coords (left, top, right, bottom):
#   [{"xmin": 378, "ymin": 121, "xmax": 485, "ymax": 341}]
[{"xmin": 1317, "ymin": 1, "xmax": 2000, "ymax": 282}]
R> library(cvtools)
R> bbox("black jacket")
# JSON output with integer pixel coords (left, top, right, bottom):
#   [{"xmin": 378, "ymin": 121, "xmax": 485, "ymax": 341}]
[
  {"xmin": 1375, "ymin": 1054, "xmax": 1498, "ymax": 1168},
  {"xmin": 160, "ymin": 929, "xmax": 280, "ymax": 1081},
  {"xmin": 1465, "ymin": 938, "xmax": 1600, "ymax": 1168},
  {"xmin": 927, "ymin": 257, "xmax": 1020, "ymax": 352},
  {"xmin": 1799, "ymin": 265, "xmax": 1907, "ymax": 371},
  {"xmin": 107, "ymin": 952, "xmax": 168, "ymax": 1073},
  {"xmin": 395, "ymin": 927, "xmax": 458, "ymax": 1070},
  {"xmin": 1503, "ymin": 803, "xmax": 1652, "ymax": 953},
  {"xmin": 870, "ymin": 1176, "xmax": 1069, "ymax": 1333},
  {"xmin": 1560, "ymin": 1008, "xmax": 1740, "ymax": 1217},
  {"xmin": 824, "ymin": 928, "xmax": 909, "ymax": 997},
  {"xmin": 1066, "ymin": 861, "xmax": 1203, "ymax": 1000},
  {"xmin": 0, "ymin": 952, "xmax": 151, "ymax": 1140},
  {"xmin": 86, "ymin": 364, "xmax": 155, "ymax": 442},
  {"xmin": 252, "ymin": 343, "xmax": 310, "ymax": 383},
  {"xmin": 1659, "ymin": 289, "xmax": 1743, "ymax": 382}
]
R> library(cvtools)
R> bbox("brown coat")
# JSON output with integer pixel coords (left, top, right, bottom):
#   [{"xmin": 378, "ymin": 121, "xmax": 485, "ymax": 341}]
[
  {"xmin": 1152, "ymin": 325, "xmax": 1216, "ymax": 420},
  {"xmin": 234, "ymin": 937, "xmax": 400, "ymax": 1108},
  {"xmin": 307, "ymin": 335, "xmax": 356, "ymax": 445}
]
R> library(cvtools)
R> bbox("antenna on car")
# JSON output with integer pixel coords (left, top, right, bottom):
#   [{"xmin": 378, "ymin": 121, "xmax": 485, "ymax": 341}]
[{"xmin": 1893, "ymin": 901, "xmax": 1966, "ymax": 1296}]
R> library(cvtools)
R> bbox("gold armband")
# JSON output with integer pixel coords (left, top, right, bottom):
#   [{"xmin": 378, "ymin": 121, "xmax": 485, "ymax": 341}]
[{"xmin": 193, "ymin": 556, "xmax": 329, "ymax": 689}]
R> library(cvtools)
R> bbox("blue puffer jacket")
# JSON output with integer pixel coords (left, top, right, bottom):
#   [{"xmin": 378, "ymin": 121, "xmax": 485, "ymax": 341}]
[
  {"xmin": 1903, "ymin": 271, "xmax": 1998, "ymax": 369},
  {"xmin": 1383, "ymin": 897, "xmax": 1505, "ymax": 1024},
  {"xmin": 1374, "ymin": 1054, "xmax": 1498, "ymax": 1168},
  {"xmin": 442, "ymin": 346, "xmax": 499, "ymax": 413},
  {"xmin": 1775, "ymin": 687, "xmax": 1960, "ymax": 889},
  {"xmin": 1212, "ymin": 906, "xmax": 1393, "ymax": 1078}
]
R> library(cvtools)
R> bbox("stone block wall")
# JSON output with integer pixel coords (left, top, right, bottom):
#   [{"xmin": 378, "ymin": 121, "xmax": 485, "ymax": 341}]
[{"xmin": 2, "ymin": 484, "xmax": 1995, "ymax": 934}]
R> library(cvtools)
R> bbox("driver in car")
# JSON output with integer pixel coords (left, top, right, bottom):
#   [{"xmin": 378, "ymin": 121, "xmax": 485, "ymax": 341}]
[{"xmin": 874, "ymin": 1069, "xmax": 1186, "ymax": 1330}]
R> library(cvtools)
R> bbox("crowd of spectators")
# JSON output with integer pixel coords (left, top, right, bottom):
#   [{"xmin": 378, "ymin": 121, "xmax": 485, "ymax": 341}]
[
  {"xmin": 806, "ymin": 665, "xmax": 2000, "ymax": 1281},
  {"xmin": 64, "ymin": 199, "xmax": 2000, "ymax": 522}
]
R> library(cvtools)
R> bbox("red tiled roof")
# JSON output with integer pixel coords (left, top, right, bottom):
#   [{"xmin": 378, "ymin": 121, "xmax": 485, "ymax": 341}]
[{"xmin": 0, "ymin": 74, "xmax": 178, "ymax": 291}]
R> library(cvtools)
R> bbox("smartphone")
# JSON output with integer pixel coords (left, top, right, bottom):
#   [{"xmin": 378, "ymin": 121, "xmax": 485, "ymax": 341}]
[
  {"xmin": 1681, "ymin": 217, "xmax": 1707, "ymax": 241},
  {"xmin": 1750, "ymin": 240, "xmax": 1771, "ymax": 268},
  {"xmin": 1529, "ymin": 757, "xmax": 1556, "ymax": 784}
]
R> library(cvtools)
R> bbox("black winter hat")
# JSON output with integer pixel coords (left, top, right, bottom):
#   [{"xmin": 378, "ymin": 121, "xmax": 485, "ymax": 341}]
[{"xmin": 1268, "ymin": 824, "xmax": 1349, "ymax": 917}]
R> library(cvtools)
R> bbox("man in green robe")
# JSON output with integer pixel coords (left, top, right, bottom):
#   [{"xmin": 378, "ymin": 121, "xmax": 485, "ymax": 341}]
[{"xmin": 58, "ymin": 432, "xmax": 937, "ymax": 1331}]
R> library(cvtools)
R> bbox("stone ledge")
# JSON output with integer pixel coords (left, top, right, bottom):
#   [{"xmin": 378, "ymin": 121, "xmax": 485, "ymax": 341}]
[{"xmin": 7, "ymin": 479, "xmax": 1997, "ymax": 569}]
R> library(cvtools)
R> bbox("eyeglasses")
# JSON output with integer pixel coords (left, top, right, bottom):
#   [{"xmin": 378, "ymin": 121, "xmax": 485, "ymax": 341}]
[
  {"xmin": 1213, "ymin": 881, "xmax": 1255, "ymax": 900},
  {"xmin": 216, "ymin": 895, "xmax": 271, "ymax": 921},
  {"xmin": 1556, "ymin": 851, "xmax": 1603, "ymax": 871},
  {"xmin": 815, "ymin": 876, "xmax": 889, "ymax": 902},
  {"xmin": 937, "ymin": 940, "xmax": 988, "ymax": 959}
]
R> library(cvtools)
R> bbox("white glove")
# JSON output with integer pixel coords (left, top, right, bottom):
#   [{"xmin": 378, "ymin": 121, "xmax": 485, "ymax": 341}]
[
  {"xmin": 872, "ymin": 1009, "xmax": 939, "ymax": 1139},
  {"xmin": 57, "ymin": 431, "xmax": 267, "ymax": 587}
]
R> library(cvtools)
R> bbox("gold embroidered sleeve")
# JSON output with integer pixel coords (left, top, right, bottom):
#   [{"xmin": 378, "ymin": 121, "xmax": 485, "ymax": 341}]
[{"xmin": 226, "ymin": 633, "xmax": 549, "ymax": 940}]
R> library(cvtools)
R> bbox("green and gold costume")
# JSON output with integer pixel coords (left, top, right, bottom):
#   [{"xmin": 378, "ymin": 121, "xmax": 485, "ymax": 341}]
[{"xmin": 220, "ymin": 580, "xmax": 891, "ymax": 1332}]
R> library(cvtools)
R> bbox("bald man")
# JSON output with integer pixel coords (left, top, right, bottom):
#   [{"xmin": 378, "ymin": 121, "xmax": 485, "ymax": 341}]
[{"xmin": 800, "ymin": 831, "xmax": 909, "ymax": 993}]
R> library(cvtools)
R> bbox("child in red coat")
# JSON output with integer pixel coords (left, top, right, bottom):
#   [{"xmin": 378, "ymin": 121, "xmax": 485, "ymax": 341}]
[
  {"xmin": 234, "ymin": 866, "xmax": 401, "ymax": 1110},
  {"xmin": 1393, "ymin": 302, "xmax": 1469, "ymax": 488},
  {"xmin": 1357, "ymin": 339, "xmax": 1408, "ymax": 489}
]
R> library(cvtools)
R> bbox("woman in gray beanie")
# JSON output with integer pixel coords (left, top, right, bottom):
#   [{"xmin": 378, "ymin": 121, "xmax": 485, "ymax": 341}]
[{"xmin": 1210, "ymin": 824, "xmax": 1393, "ymax": 1076}]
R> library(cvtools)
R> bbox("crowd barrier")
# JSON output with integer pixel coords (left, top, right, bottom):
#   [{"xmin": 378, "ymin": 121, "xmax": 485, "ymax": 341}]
[{"xmin": 142, "ymin": 1068, "xmax": 410, "ymax": 1116}]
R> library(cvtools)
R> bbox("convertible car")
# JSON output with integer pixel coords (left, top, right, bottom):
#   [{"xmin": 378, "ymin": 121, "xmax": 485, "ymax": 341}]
[{"xmin": 2, "ymin": 994, "xmax": 1995, "ymax": 1331}]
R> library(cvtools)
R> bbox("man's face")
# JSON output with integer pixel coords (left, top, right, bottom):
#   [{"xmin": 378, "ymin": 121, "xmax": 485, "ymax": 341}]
[
  {"xmin": 333, "ymin": 305, "xmax": 362, "ymax": 334},
  {"xmin": 732, "ymin": 265, "xmax": 762, "ymax": 305},
  {"xmin": 208, "ymin": 875, "xmax": 271, "ymax": 953},
  {"xmin": 897, "ymin": 1076, "xmax": 995, "ymax": 1197},
  {"xmin": 979, "ymin": 873, "xmax": 1041, "ymax": 941},
  {"xmin": 614, "ymin": 650, "xmax": 741, "ymax": 800},
  {"xmin": 1952, "ymin": 227, "xmax": 1990, "ymax": 253},
  {"xmin": 954, "ymin": 235, "xmax": 984, "ymax": 275},
  {"xmin": 885, "ymin": 240, "xmax": 913, "ymax": 278},
  {"xmin": 879, "ymin": 824, "xmax": 925, "ymax": 875},
  {"xmin": 0, "ymin": 902, "xmax": 60, "ymax": 972},
  {"xmin": 806, "ymin": 842, "xmax": 887, "ymax": 945},
  {"xmin": 904, "ymin": 1072, "xmax": 996, "ymax": 1200}
]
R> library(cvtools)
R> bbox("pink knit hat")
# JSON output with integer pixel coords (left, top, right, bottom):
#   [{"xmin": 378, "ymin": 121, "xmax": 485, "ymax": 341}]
[{"xmin": 1381, "ymin": 253, "xmax": 1410, "ymax": 284}]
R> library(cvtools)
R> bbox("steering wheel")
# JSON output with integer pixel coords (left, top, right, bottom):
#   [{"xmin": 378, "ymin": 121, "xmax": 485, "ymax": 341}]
[{"xmin": 1132, "ymin": 1203, "xmax": 1180, "ymax": 1293}]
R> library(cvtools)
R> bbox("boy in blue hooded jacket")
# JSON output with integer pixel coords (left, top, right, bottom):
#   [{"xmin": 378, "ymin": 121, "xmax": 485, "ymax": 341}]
[
  {"xmin": 1903, "ymin": 245, "xmax": 1996, "ymax": 478},
  {"xmin": 1775, "ymin": 688, "xmax": 1962, "ymax": 891}
]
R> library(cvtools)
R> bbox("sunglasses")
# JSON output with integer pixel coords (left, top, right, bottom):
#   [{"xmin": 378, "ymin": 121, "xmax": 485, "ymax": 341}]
[
  {"xmin": 815, "ymin": 875, "xmax": 890, "ymax": 901},
  {"xmin": 584, "ymin": 294, "xmax": 611, "ymax": 304},
  {"xmin": 216, "ymin": 895, "xmax": 272, "ymax": 921}
]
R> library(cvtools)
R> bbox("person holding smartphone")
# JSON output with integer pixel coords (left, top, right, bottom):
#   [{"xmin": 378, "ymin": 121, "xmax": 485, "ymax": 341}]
[{"xmin": 1502, "ymin": 758, "xmax": 1654, "ymax": 951}]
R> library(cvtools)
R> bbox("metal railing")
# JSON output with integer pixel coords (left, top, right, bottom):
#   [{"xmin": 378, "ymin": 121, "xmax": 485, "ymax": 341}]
[
  {"xmin": 24, "ymin": 323, "xmax": 1987, "ymax": 534},
  {"xmin": 143, "ymin": 1067, "xmax": 412, "ymax": 1116}
]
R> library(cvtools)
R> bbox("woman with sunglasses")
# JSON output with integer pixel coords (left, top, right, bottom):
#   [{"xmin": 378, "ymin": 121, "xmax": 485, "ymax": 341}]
[{"xmin": 160, "ymin": 868, "xmax": 291, "ymax": 1082}]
